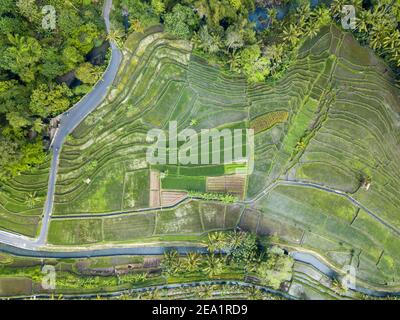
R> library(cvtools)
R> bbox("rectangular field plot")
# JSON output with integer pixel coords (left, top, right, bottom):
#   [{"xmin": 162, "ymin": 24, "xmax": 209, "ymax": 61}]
[
  {"xmin": 48, "ymin": 219, "xmax": 103, "ymax": 245},
  {"xmin": 0, "ymin": 278, "xmax": 33, "ymax": 297},
  {"xmin": 155, "ymin": 201, "xmax": 203, "ymax": 234},
  {"xmin": 224, "ymin": 205, "xmax": 244, "ymax": 228},
  {"xmin": 257, "ymin": 215, "xmax": 304, "ymax": 244},
  {"xmin": 103, "ymin": 213, "xmax": 156, "ymax": 241},
  {"xmin": 206, "ymin": 175, "xmax": 246, "ymax": 199},
  {"xmin": 200, "ymin": 202, "xmax": 226, "ymax": 231},
  {"xmin": 161, "ymin": 175, "xmax": 206, "ymax": 192},
  {"xmin": 258, "ymin": 185, "xmax": 358, "ymax": 224},
  {"xmin": 149, "ymin": 170, "xmax": 161, "ymax": 207},
  {"xmin": 122, "ymin": 170, "xmax": 150, "ymax": 210},
  {"xmin": 161, "ymin": 191, "xmax": 187, "ymax": 207}
]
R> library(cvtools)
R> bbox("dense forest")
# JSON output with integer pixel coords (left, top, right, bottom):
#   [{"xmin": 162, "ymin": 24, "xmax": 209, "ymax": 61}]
[{"xmin": 0, "ymin": 0, "xmax": 107, "ymax": 181}]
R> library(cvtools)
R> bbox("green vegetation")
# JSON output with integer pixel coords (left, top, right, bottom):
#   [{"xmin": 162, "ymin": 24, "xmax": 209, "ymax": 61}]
[
  {"xmin": 0, "ymin": 247, "xmax": 291, "ymax": 299},
  {"xmin": 48, "ymin": 200, "xmax": 244, "ymax": 245},
  {"xmin": 0, "ymin": 0, "xmax": 400, "ymax": 298},
  {"xmin": 162, "ymin": 231, "xmax": 293, "ymax": 290},
  {"xmin": 0, "ymin": 1, "xmax": 107, "ymax": 179},
  {"xmin": 189, "ymin": 191, "xmax": 238, "ymax": 203},
  {"xmin": 250, "ymin": 111, "xmax": 289, "ymax": 134}
]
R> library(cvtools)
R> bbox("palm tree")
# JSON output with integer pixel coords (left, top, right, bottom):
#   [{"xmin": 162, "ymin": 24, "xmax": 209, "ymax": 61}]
[
  {"xmin": 129, "ymin": 18, "xmax": 144, "ymax": 33},
  {"xmin": 25, "ymin": 192, "xmax": 40, "ymax": 208},
  {"xmin": 227, "ymin": 50, "xmax": 240, "ymax": 72},
  {"xmin": 204, "ymin": 254, "xmax": 224, "ymax": 277},
  {"xmin": 192, "ymin": 25, "xmax": 212, "ymax": 52},
  {"xmin": 282, "ymin": 24, "xmax": 301, "ymax": 47},
  {"xmin": 184, "ymin": 252, "xmax": 201, "ymax": 272},
  {"xmin": 227, "ymin": 231, "xmax": 245, "ymax": 250},
  {"xmin": 107, "ymin": 29, "xmax": 124, "ymax": 48},
  {"xmin": 332, "ymin": 279, "xmax": 346, "ymax": 295},
  {"xmin": 269, "ymin": 43, "xmax": 284, "ymax": 63},
  {"xmin": 312, "ymin": 7, "xmax": 331, "ymax": 27},
  {"xmin": 356, "ymin": 10, "xmax": 371, "ymax": 34},
  {"xmin": 307, "ymin": 22, "xmax": 320, "ymax": 39},
  {"xmin": 146, "ymin": 288, "xmax": 162, "ymax": 300},
  {"xmin": 225, "ymin": 29, "xmax": 244, "ymax": 51},
  {"xmin": 208, "ymin": 34, "xmax": 222, "ymax": 54},
  {"xmin": 161, "ymin": 250, "xmax": 181, "ymax": 275},
  {"xmin": 246, "ymin": 286, "xmax": 263, "ymax": 300},
  {"xmin": 383, "ymin": 30, "xmax": 400, "ymax": 50},
  {"xmin": 330, "ymin": 0, "xmax": 347, "ymax": 19},
  {"xmin": 207, "ymin": 231, "xmax": 226, "ymax": 252},
  {"xmin": 195, "ymin": 284, "xmax": 213, "ymax": 299},
  {"xmin": 267, "ymin": 8, "xmax": 278, "ymax": 26}
]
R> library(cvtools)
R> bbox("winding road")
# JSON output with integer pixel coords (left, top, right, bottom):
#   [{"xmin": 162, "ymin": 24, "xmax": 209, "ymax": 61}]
[{"xmin": 0, "ymin": 0, "xmax": 122, "ymax": 250}]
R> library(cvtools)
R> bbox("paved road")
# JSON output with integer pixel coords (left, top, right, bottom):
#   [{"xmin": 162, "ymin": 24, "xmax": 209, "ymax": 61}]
[{"xmin": 0, "ymin": 0, "xmax": 122, "ymax": 249}]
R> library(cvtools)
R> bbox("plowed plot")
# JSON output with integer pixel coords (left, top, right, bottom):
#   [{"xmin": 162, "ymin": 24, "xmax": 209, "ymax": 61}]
[
  {"xmin": 149, "ymin": 171, "xmax": 160, "ymax": 208},
  {"xmin": 161, "ymin": 191, "xmax": 187, "ymax": 207},
  {"xmin": 206, "ymin": 175, "xmax": 246, "ymax": 199}
]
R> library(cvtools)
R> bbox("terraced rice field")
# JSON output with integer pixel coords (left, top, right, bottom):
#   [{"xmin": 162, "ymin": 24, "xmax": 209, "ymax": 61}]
[
  {"xmin": 0, "ymin": 159, "xmax": 50, "ymax": 237},
  {"xmin": 250, "ymin": 25, "xmax": 400, "ymax": 287},
  {"xmin": 52, "ymin": 26, "xmax": 251, "ymax": 216},
  {"xmin": 4, "ymin": 22, "xmax": 397, "ymax": 289}
]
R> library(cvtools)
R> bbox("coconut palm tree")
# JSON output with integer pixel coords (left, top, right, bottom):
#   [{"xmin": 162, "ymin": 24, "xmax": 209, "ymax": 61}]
[
  {"xmin": 204, "ymin": 254, "xmax": 224, "ymax": 277},
  {"xmin": 129, "ymin": 18, "xmax": 144, "ymax": 33},
  {"xmin": 307, "ymin": 22, "xmax": 320, "ymax": 39},
  {"xmin": 332, "ymin": 279, "xmax": 346, "ymax": 295},
  {"xmin": 161, "ymin": 250, "xmax": 181, "ymax": 275},
  {"xmin": 267, "ymin": 8, "xmax": 278, "ymax": 26},
  {"xmin": 192, "ymin": 25, "xmax": 213, "ymax": 52},
  {"xmin": 227, "ymin": 50, "xmax": 241, "ymax": 72},
  {"xmin": 356, "ymin": 10, "xmax": 371, "ymax": 34},
  {"xmin": 107, "ymin": 29, "xmax": 124, "ymax": 47},
  {"xmin": 330, "ymin": 0, "xmax": 347, "ymax": 19},
  {"xmin": 246, "ymin": 286, "xmax": 263, "ymax": 300},
  {"xmin": 268, "ymin": 43, "xmax": 285, "ymax": 64},
  {"xmin": 383, "ymin": 30, "xmax": 400, "ymax": 50},
  {"xmin": 184, "ymin": 252, "xmax": 201, "ymax": 272},
  {"xmin": 25, "ymin": 192, "xmax": 40, "ymax": 208},
  {"xmin": 207, "ymin": 231, "xmax": 226, "ymax": 252},
  {"xmin": 282, "ymin": 24, "xmax": 301, "ymax": 47},
  {"xmin": 195, "ymin": 284, "xmax": 213, "ymax": 299},
  {"xmin": 225, "ymin": 28, "xmax": 244, "ymax": 51}
]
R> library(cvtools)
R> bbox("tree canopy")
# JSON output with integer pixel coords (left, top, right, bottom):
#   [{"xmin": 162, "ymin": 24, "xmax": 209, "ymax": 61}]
[{"xmin": 0, "ymin": 0, "xmax": 106, "ymax": 180}]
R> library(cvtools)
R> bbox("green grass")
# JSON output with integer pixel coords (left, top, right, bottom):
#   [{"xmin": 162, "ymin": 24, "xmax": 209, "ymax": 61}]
[
  {"xmin": 122, "ymin": 170, "xmax": 150, "ymax": 210},
  {"xmin": 103, "ymin": 213, "xmax": 156, "ymax": 241},
  {"xmin": 48, "ymin": 219, "xmax": 103, "ymax": 245},
  {"xmin": 161, "ymin": 175, "xmax": 206, "ymax": 192}
]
